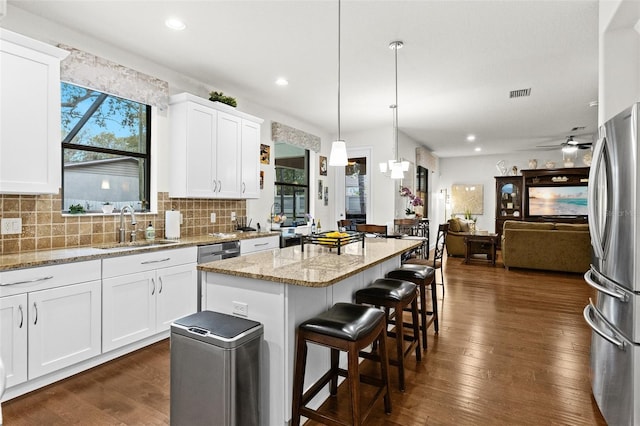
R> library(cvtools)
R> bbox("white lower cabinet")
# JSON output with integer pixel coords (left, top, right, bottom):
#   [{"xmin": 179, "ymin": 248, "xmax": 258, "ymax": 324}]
[
  {"xmin": 102, "ymin": 247, "xmax": 197, "ymax": 352},
  {"xmin": 0, "ymin": 249, "xmax": 197, "ymax": 401},
  {"xmin": 240, "ymin": 235, "xmax": 280, "ymax": 255},
  {"xmin": 0, "ymin": 294, "xmax": 27, "ymax": 387},
  {"xmin": 0, "ymin": 260, "xmax": 102, "ymax": 388},
  {"xmin": 28, "ymin": 281, "xmax": 102, "ymax": 379}
]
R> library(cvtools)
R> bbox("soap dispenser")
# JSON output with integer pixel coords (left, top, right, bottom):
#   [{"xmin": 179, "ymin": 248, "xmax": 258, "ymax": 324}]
[{"xmin": 145, "ymin": 222, "xmax": 156, "ymax": 241}]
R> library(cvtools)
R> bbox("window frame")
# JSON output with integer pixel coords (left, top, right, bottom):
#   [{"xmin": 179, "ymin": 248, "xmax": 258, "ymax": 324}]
[
  {"xmin": 274, "ymin": 148, "xmax": 310, "ymax": 223},
  {"xmin": 60, "ymin": 81, "xmax": 152, "ymax": 214}
]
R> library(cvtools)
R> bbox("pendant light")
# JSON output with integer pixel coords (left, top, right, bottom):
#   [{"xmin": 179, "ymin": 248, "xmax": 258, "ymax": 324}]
[
  {"xmin": 380, "ymin": 40, "xmax": 408, "ymax": 179},
  {"xmin": 328, "ymin": 0, "xmax": 348, "ymax": 167}
]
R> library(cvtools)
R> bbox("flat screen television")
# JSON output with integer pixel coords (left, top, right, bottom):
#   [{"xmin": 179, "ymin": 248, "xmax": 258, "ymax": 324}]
[{"xmin": 527, "ymin": 186, "xmax": 588, "ymax": 217}]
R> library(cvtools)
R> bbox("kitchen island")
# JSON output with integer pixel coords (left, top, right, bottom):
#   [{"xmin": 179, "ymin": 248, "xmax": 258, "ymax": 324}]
[{"xmin": 198, "ymin": 237, "xmax": 421, "ymax": 425}]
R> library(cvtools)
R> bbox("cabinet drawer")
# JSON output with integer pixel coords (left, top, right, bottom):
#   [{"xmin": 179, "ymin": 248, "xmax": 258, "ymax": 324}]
[
  {"xmin": 102, "ymin": 246, "xmax": 197, "ymax": 278},
  {"xmin": 240, "ymin": 236, "xmax": 280, "ymax": 255},
  {"xmin": 0, "ymin": 260, "xmax": 101, "ymax": 297}
]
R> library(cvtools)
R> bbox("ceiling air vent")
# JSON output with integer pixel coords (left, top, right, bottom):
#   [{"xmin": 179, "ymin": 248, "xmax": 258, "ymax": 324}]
[
  {"xmin": 509, "ymin": 88, "xmax": 531, "ymax": 98},
  {"xmin": 571, "ymin": 126, "xmax": 586, "ymax": 132}
]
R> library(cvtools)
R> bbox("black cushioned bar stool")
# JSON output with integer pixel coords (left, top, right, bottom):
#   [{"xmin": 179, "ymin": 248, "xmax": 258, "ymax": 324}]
[
  {"xmin": 291, "ymin": 302, "xmax": 392, "ymax": 426},
  {"xmin": 355, "ymin": 278, "xmax": 421, "ymax": 391},
  {"xmin": 386, "ymin": 264, "xmax": 438, "ymax": 349}
]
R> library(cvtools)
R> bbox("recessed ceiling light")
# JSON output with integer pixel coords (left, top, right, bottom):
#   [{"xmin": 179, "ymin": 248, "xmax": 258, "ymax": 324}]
[
  {"xmin": 474, "ymin": 147, "xmax": 481, "ymax": 152},
  {"xmin": 165, "ymin": 18, "xmax": 186, "ymax": 31},
  {"xmin": 466, "ymin": 134, "xmax": 476, "ymax": 142},
  {"xmin": 275, "ymin": 78, "xmax": 289, "ymax": 86}
]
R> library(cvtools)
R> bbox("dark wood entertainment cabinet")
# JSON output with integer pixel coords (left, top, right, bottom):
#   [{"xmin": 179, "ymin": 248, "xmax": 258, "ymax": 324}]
[{"xmin": 495, "ymin": 167, "xmax": 589, "ymax": 242}]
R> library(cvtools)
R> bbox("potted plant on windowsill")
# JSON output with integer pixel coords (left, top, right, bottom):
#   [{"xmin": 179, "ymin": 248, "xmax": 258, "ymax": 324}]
[
  {"xmin": 102, "ymin": 202, "xmax": 114, "ymax": 214},
  {"xmin": 69, "ymin": 204, "xmax": 86, "ymax": 214}
]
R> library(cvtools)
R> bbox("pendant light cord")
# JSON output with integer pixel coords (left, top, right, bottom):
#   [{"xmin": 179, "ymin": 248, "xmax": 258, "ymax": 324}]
[
  {"xmin": 394, "ymin": 40, "xmax": 398, "ymax": 162},
  {"xmin": 337, "ymin": 0, "xmax": 342, "ymax": 141}
]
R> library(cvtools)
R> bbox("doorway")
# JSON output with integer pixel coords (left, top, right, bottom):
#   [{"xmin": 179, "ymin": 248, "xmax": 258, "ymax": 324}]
[{"xmin": 336, "ymin": 147, "xmax": 372, "ymax": 227}]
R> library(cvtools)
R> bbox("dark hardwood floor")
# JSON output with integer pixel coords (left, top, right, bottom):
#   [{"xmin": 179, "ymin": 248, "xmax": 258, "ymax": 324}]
[{"xmin": 2, "ymin": 253, "xmax": 607, "ymax": 425}]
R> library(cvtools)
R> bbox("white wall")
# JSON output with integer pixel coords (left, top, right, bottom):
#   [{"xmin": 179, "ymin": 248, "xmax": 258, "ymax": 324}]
[
  {"xmin": 336, "ymin": 126, "xmax": 428, "ymax": 227},
  {"xmin": 438, "ymin": 149, "xmax": 582, "ymax": 232},
  {"xmin": 598, "ymin": 0, "xmax": 640, "ymax": 123},
  {"xmin": 2, "ymin": 5, "xmax": 332, "ymax": 230}
]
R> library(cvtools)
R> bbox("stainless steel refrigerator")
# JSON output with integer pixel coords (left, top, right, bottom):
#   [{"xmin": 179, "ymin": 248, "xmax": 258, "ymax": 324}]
[{"xmin": 584, "ymin": 103, "xmax": 640, "ymax": 426}]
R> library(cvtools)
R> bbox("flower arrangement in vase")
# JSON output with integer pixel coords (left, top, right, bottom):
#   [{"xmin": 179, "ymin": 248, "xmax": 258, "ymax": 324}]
[{"xmin": 400, "ymin": 186, "xmax": 423, "ymax": 218}]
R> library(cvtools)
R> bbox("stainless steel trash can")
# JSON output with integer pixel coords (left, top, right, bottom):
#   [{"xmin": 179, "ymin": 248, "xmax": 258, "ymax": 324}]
[{"xmin": 170, "ymin": 310, "xmax": 263, "ymax": 426}]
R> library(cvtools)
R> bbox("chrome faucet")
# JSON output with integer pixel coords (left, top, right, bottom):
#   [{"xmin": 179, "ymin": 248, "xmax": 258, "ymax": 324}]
[{"xmin": 119, "ymin": 205, "xmax": 137, "ymax": 243}]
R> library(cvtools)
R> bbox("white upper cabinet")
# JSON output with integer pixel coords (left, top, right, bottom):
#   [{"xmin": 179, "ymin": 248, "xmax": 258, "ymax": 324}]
[
  {"xmin": 215, "ymin": 111, "xmax": 242, "ymax": 197},
  {"xmin": 0, "ymin": 29, "xmax": 69, "ymax": 194},
  {"xmin": 241, "ymin": 119, "xmax": 261, "ymax": 198},
  {"xmin": 169, "ymin": 93, "xmax": 263, "ymax": 199}
]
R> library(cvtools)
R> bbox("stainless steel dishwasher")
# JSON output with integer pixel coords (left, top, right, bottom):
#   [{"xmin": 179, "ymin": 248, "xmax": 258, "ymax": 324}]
[{"xmin": 197, "ymin": 241, "xmax": 240, "ymax": 310}]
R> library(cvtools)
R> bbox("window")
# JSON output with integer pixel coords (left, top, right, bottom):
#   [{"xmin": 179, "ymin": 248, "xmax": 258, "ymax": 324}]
[
  {"xmin": 61, "ymin": 82, "xmax": 151, "ymax": 213},
  {"xmin": 274, "ymin": 143, "xmax": 308, "ymax": 224}
]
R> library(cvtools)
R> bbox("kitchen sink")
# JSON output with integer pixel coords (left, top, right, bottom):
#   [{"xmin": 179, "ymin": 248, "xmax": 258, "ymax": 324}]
[
  {"xmin": 93, "ymin": 240, "xmax": 180, "ymax": 250},
  {"xmin": 208, "ymin": 233, "xmax": 237, "ymax": 238}
]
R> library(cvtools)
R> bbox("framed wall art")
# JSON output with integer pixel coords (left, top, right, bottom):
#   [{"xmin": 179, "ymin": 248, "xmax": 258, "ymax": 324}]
[
  {"xmin": 260, "ymin": 144, "xmax": 270, "ymax": 164},
  {"xmin": 451, "ymin": 183, "xmax": 484, "ymax": 215},
  {"xmin": 319, "ymin": 155, "xmax": 328, "ymax": 176}
]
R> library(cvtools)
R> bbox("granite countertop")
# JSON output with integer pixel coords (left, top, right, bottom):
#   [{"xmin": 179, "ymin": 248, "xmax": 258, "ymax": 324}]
[
  {"xmin": 198, "ymin": 237, "xmax": 422, "ymax": 288},
  {"xmin": 0, "ymin": 231, "xmax": 279, "ymax": 271}
]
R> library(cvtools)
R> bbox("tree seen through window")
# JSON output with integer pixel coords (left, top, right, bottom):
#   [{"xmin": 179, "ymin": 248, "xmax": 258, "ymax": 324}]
[{"xmin": 61, "ymin": 82, "xmax": 151, "ymax": 212}]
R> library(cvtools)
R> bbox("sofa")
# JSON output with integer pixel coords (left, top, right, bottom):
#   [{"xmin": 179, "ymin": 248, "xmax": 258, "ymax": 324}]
[
  {"xmin": 446, "ymin": 218, "xmax": 493, "ymax": 259},
  {"xmin": 501, "ymin": 220, "xmax": 591, "ymax": 273}
]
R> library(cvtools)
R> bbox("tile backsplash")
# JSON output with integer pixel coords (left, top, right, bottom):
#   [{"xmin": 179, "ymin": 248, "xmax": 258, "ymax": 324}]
[{"xmin": 0, "ymin": 191, "xmax": 246, "ymax": 254}]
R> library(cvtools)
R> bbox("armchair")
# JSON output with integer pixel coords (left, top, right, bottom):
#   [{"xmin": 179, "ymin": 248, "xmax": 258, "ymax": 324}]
[
  {"xmin": 445, "ymin": 218, "xmax": 492, "ymax": 259},
  {"xmin": 445, "ymin": 218, "xmax": 470, "ymax": 256}
]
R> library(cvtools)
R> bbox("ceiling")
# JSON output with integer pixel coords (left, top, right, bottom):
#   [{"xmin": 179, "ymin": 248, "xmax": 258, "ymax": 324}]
[{"xmin": 8, "ymin": 0, "xmax": 600, "ymax": 158}]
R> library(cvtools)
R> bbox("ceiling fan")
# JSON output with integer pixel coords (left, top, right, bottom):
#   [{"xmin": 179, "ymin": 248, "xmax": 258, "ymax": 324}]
[{"xmin": 536, "ymin": 135, "xmax": 593, "ymax": 152}]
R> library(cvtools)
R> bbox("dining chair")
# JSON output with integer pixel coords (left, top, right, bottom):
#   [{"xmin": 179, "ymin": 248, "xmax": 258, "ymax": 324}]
[
  {"xmin": 395, "ymin": 218, "xmax": 428, "ymax": 259},
  {"xmin": 406, "ymin": 223, "xmax": 448, "ymax": 295},
  {"xmin": 355, "ymin": 224, "xmax": 388, "ymax": 237},
  {"xmin": 337, "ymin": 219, "xmax": 356, "ymax": 231},
  {"xmin": 394, "ymin": 218, "xmax": 419, "ymax": 235}
]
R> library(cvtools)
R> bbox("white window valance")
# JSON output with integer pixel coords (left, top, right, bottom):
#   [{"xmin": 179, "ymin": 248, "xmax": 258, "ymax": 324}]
[
  {"xmin": 271, "ymin": 121, "xmax": 321, "ymax": 153},
  {"xmin": 58, "ymin": 44, "xmax": 169, "ymax": 113},
  {"xmin": 416, "ymin": 146, "xmax": 438, "ymax": 173}
]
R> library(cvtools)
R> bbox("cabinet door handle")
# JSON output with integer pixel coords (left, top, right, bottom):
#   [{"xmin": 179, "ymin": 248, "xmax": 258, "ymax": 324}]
[
  {"xmin": 18, "ymin": 304, "xmax": 24, "ymax": 328},
  {"xmin": 218, "ymin": 180, "xmax": 222, "ymax": 192},
  {"xmin": 212, "ymin": 180, "xmax": 218, "ymax": 192},
  {"xmin": 255, "ymin": 242, "xmax": 269, "ymax": 247},
  {"xmin": 151, "ymin": 278, "xmax": 156, "ymax": 296},
  {"xmin": 141, "ymin": 257, "xmax": 170, "ymax": 264},
  {"xmin": 242, "ymin": 182, "xmax": 246, "ymax": 193},
  {"xmin": 0, "ymin": 275, "xmax": 54, "ymax": 286},
  {"xmin": 159, "ymin": 277, "xmax": 163, "ymax": 294},
  {"xmin": 33, "ymin": 302, "xmax": 38, "ymax": 325}
]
